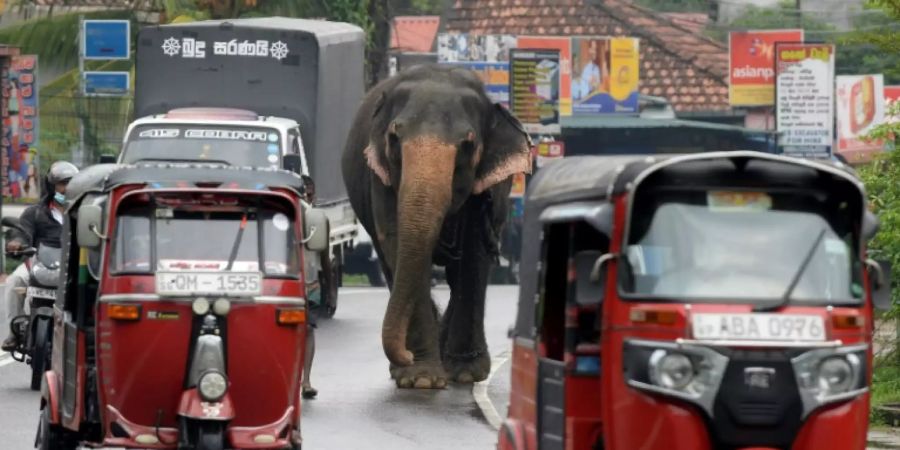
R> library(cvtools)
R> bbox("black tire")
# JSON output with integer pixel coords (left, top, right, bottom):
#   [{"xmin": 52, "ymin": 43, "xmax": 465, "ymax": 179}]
[
  {"xmin": 30, "ymin": 318, "xmax": 50, "ymax": 391},
  {"xmin": 195, "ymin": 424, "xmax": 225, "ymax": 450},
  {"xmin": 320, "ymin": 249, "xmax": 340, "ymax": 319},
  {"xmin": 366, "ymin": 263, "xmax": 386, "ymax": 287},
  {"xmin": 37, "ymin": 406, "xmax": 74, "ymax": 450}
]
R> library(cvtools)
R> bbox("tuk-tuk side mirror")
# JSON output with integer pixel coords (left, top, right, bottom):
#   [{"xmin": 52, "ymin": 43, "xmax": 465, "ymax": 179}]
[
  {"xmin": 574, "ymin": 250, "xmax": 612, "ymax": 306},
  {"xmin": 77, "ymin": 205, "xmax": 105, "ymax": 248},
  {"xmin": 99, "ymin": 154, "xmax": 117, "ymax": 164},
  {"xmin": 867, "ymin": 258, "xmax": 893, "ymax": 311},
  {"xmin": 863, "ymin": 211, "xmax": 880, "ymax": 241},
  {"xmin": 283, "ymin": 154, "xmax": 303, "ymax": 174},
  {"xmin": 303, "ymin": 208, "xmax": 330, "ymax": 253}
]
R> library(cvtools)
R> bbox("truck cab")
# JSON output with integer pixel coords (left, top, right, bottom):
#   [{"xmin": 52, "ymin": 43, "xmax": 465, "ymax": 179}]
[{"xmin": 121, "ymin": 107, "xmax": 310, "ymax": 174}]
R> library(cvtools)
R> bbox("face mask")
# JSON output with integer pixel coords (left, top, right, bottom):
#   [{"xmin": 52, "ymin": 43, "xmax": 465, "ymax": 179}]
[{"xmin": 53, "ymin": 192, "xmax": 66, "ymax": 205}]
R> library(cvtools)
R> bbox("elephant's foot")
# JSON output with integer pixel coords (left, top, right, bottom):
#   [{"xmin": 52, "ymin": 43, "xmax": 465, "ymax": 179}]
[
  {"xmin": 443, "ymin": 349, "xmax": 491, "ymax": 383},
  {"xmin": 389, "ymin": 361, "xmax": 448, "ymax": 389}
]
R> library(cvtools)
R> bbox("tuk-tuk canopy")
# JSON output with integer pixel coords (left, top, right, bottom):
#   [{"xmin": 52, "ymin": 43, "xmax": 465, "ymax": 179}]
[
  {"xmin": 513, "ymin": 151, "xmax": 867, "ymax": 339},
  {"xmin": 66, "ymin": 163, "xmax": 307, "ymax": 207}
]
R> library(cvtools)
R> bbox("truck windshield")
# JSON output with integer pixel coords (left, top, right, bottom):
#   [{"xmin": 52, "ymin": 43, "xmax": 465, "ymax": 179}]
[
  {"xmin": 123, "ymin": 124, "xmax": 282, "ymax": 168},
  {"xmin": 621, "ymin": 189, "xmax": 863, "ymax": 306},
  {"xmin": 111, "ymin": 208, "xmax": 299, "ymax": 277}
]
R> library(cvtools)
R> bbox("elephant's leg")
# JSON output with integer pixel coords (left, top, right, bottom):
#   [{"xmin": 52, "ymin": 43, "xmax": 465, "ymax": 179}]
[
  {"xmin": 391, "ymin": 292, "xmax": 446, "ymax": 389},
  {"xmin": 371, "ymin": 182, "xmax": 398, "ymax": 289},
  {"xmin": 441, "ymin": 208, "xmax": 492, "ymax": 383}
]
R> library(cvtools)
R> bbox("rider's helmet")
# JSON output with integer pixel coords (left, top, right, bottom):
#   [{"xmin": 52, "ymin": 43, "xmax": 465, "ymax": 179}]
[{"xmin": 46, "ymin": 161, "xmax": 79, "ymax": 185}]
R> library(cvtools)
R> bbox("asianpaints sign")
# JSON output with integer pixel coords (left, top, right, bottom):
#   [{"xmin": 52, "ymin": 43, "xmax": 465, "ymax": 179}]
[
  {"xmin": 836, "ymin": 75, "xmax": 885, "ymax": 163},
  {"xmin": 729, "ymin": 29, "xmax": 803, "ymax": 106}
]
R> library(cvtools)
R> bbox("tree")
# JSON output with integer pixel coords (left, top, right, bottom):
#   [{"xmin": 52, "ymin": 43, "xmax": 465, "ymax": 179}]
[{"xmin": 636, "ymin": 0, "xmax": 707, "ymax": 13}]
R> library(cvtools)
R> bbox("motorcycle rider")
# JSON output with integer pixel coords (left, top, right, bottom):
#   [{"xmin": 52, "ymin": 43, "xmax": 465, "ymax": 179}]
[{"xmin": 2, "ymin": 161, "xmax": 78, "ymax": 351}]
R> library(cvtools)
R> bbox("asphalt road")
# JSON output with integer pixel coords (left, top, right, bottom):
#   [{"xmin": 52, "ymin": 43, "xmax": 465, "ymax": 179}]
[{"xmin": 0, "ymin": 285, "xmax": 517, "ymax": 449}]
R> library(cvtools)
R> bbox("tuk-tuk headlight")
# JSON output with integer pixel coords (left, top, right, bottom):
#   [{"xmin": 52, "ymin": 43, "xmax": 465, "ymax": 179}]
[
  {"xmin": 192, "ymin": 298, "xmax": 211, "ymax": 316},
  {"xmin": 624, "ymin": 340, "xmax": 729, "ymax": 417},
  {"xmin": 792, "ymin": 345, "xmax": 866, "ymax": 419},
  {"xmin": 650, "ymin": 351, "xmax": 694, "ymax": 390},
  {"xmin": 198, "ymin": 370, "xmax": 228, "ymax": 402}
]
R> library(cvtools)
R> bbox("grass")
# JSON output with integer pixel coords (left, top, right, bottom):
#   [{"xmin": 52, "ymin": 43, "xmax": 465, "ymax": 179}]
[
  {"xmin": 342, "ymin": 274, "xmax": 371, "ymax": 287},
  {"xmin": 871, "ymin": 356, "xmax": 900, "ymax": 425}
]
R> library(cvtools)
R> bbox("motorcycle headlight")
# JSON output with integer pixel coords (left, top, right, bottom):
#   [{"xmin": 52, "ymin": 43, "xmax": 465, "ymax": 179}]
[
  {"xmin": 624, "ymin": 340, "xmax": 729, "ymax": 416},
  {"xmin": 32, "ymin": 264, "xmax": 59, "ymax": 287},
  {"xmin": 792, "ymin": 344, "xmax": 866, "ymax": 419},
  {"xmin": 198, "ymin": 370, "xmax": 228, "ymax": 402}
]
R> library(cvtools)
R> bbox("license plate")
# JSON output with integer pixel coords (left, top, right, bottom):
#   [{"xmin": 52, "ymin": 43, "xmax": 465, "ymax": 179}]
[
  {"xmin": 691, "ymin": 313, "xmax": 826, "ymax": 342},
  {"xmin": 156, "ymin": 272, "xmax": 262, "ymax": 297},
  {"xmin": 26, "ymin": 287, "xmax": 56, "ymax": 300}
]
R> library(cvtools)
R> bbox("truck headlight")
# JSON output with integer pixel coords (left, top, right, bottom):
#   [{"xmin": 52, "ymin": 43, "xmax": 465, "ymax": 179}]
[
  {"xmin": 198, "ymin": 370, "xmax": 228, "ymax": 402},
  {"xmin": 624, "ymin": 340, "xmax": 729, "ymax": 417},
  {"xmin": 792, "ymin": 344, "xmax": 866, "ymax": 418}
]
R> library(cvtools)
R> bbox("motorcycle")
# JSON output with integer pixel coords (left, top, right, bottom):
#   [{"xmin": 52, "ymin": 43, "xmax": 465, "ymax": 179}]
[{"xmin": 1, "ymin": 216, "xmax": 60, "ymax": 391}]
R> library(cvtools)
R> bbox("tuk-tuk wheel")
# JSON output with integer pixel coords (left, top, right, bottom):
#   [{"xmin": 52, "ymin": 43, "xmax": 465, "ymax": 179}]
[
  {"xmin": 30, "ymin": 318, "xmax": 52, "ymax": 391},
  {"xmin": 194, "ymin": 424, "xmax": 225, "ymax": 450},
  {"xmin": 37, "ymin": 407, "xmax": 74, "ymax": 450}
]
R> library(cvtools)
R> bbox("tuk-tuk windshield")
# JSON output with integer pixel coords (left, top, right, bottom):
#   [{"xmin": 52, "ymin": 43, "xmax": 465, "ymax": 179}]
[
  {"xmin": 622, "ymin": 189, "xmax": 863, "ymax": 305},
  {"xmin": 111, "ymin": 207, "xmax": 300, "ymax": 277}
]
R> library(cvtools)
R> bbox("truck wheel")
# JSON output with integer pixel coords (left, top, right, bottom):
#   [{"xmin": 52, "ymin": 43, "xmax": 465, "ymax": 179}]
[
  {"xmin": 30, "ymin": 318, "xmax": 51, "ymax": 391},
  {"xmin": 366, "ymin": 263, "xmax": 386, "ymax": 287},
  {"xmin": 321, "ymin": 249, "xmax": 341, "ymax": 319}
]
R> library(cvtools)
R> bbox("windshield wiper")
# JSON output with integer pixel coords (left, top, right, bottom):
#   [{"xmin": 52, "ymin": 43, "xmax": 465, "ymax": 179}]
[
  {"xmin": 224, "ymin": 214, "xmax": 248, "ymax": 271},
  {"xmin": 755, "ymin": 227, "xmax": 827, "ymax": 312}
]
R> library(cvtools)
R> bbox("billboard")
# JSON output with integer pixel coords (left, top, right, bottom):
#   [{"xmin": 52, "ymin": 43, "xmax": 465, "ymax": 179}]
[
  {"xmin": 729, "ymin": 29, "xmax": 804, "ymax": 106},
  {"xmin": 775, "ymin": 43, "xmax": 835, "ymax": 158},
  {"xmin": 515, "ymin": 37, "xmax": 572, "ymax": 116},
  {"xmin": 836, "ymin": 75, "xmax": 885, "ymax": 163},
  {"xmin": 509, "ymin": 48, "xmax": 561, "ymax": 134},
  {"xmin": 4, "ymin": 55, "xmax": 39, "ymax": 201},
  {"xmin": 437, "ymin": 34, "xmax": 516, "ymax": 107},
  {"xmin": 571, "ymin": 37, "xmax": 640, "ymax": 115}
]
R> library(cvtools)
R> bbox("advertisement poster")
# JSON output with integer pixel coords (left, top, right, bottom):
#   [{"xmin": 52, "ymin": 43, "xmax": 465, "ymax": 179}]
[
  {"xmin": 509, "ymin": 48, "xmax": 561, "ymax": 134},
  {"xmin": 775, "ymin": 43, "xmax": 834, "ymax": 158},
  {"xmin": 437, "ymin": 33, "xmax": 516, "ymax": 107},
  {"xmin": 3, "ymin": 55, "xmax": 39, "ymax": 200},
  {"xmin": 883, "ymin": 86, "xmax": 900, "ymax": 151},
  {"xmin": 836, "ymin": 75, "xmax": 885, "ymax": 163},
  {"xmin": 516, "ymin": 36, "xmax": 572, "ymax": 116},
  {"xmin": 535, "ymin": 140, "xmax": 565, "ymax": 168},
  {"xmin": 571, "ymin": 37, "xmax": 639, "ymax": 115},
  {"xmin": 729, "ymin": 29, "xmax": 804, "ymax": 106}
]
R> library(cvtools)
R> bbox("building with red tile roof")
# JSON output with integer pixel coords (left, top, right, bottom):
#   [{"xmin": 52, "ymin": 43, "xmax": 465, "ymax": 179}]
[
  {"xmin": 391, "ymin": 15, "xmax": 441, "ymax": 53},
  {"xmin": 445, "ymin": 0, "xmax": 732, "ymax": 114}
]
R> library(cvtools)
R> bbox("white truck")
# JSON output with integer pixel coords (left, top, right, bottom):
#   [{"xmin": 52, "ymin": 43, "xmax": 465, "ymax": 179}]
[{"xmin": 117, "ymin": 17, "xmax": 368, "ymax": 316}]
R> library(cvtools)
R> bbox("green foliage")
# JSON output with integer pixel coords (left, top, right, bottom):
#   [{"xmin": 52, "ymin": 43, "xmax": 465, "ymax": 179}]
[
  {"xmin": 871, "ymin": 360, "xmax": 900, "ymax": 424},
  {"xmin": 705, "ymin": 1, "xmax": 836, "ymax": 43},
  {"xmin": 636, "ymin": 0, "xmax": 707, "ymax": 13}
]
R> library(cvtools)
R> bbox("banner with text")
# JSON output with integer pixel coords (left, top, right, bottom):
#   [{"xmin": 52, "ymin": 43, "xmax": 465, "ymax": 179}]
[
  {"xmin": 729, "ymin": 29, "xmax": 804, "ymax": 106},
  {"xmin": 510, "ymin": 48, "xmax": 561, "ymax": 134},
  {"xmin": 836, "ymin": 74, "xmax": 885, "ymax": 163},
  {"xmin": 775, "ymin": 43, "xmax": 835, "ymax": 158},
  {"xmin": 437, "ymin": 34, "xmax": 516, "ymax": 108},
  {"xmin": 4, "ymin": 55, "xmax": 39, "ymax": 201},
  {"xmin": 571, "ymin": 37, "xmax": 640, "ymax": 115},
  {"xmin": 516, "ymin": 37, "xmax": 572, "ymax": 117}
]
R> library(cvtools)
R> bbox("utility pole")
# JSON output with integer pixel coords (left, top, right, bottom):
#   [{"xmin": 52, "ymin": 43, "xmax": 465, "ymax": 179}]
[{"xmin": 76, "ymin": 14, "xmax": 85, "ymax": 167}]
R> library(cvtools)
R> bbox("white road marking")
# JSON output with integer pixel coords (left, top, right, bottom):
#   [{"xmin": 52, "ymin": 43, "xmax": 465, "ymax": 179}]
[
  {"xmin": 339, "ymin": 288, "xmax": 389, "ymax": 296},
  {"xmin": 473, "ymin": 352, "xmax": 510, "ymax": 431},
  {"xmin": 0, "ymin": 352, "xmax": 15, "ymax": 368}
]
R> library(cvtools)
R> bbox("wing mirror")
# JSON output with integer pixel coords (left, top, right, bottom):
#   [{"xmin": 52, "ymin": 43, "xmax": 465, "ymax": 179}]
[
  {"xmin": 303, "ymin": 207, "xmax": 330, "ymax": 252},
  {"xmin": 867, "ymin": 258, "xmax": 893, "ymax": 311},
  {"xmin": 575, "ymin": 250, "xmax": 609, "ymax": 306},
  {"xmin": 283, "ymin": 154, "xmax": 303, "ymax": 174},
  {"xmin": 77, "ymin": 204, "xmax": 105, "ymax": 248}
]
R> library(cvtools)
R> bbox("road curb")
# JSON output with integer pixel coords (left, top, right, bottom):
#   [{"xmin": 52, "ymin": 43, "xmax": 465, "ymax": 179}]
[{"xmin": 473, "ymin": 352, "xmax": 509, "ymax": 431}]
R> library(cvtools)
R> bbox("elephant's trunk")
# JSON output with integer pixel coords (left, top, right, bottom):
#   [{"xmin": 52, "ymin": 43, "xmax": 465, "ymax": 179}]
[{"xmin": 382, "ymin": 136, "xmax": 457, "ymax": 366}]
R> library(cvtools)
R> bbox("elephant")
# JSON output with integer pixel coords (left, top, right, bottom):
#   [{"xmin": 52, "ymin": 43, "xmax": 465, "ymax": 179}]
[{"xmin": 341, "ymin": 64, "xmax": 532, "ymax": 388}]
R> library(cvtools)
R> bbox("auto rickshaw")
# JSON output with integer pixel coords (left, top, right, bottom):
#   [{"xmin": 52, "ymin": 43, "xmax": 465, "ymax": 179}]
[
  {"xmin": 498, "ymin": 151, "xmax": 891, "ymax": 450},
  {"xmin": 37, "ymin": 161, "xmax": 329, "ymax": 449}
]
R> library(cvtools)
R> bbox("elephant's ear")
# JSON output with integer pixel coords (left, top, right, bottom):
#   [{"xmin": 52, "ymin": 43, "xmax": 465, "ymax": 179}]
[
  {"xmin": 473, "ymin": 104, "xmax": 533, "ymax": 195},
  {"xmin": 365, "ymin": 91, "xmax": 392, "ymax": 186}
]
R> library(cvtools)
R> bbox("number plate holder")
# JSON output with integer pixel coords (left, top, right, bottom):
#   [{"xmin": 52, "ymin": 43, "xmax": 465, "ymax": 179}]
[
  {"xmin": 691, "ymin": 313, "xmax": 826, "ymax": 342},
  {"xmin": 26, "ymin": 287, "xmax": 57, "ymax": 300},
  {"xmin": 155, "ymin": 271, "xmax": 262, "ymax": 297}
]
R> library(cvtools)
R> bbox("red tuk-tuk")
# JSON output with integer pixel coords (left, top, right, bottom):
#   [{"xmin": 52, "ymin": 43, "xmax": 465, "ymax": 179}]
[
  {"xmin": 37, "ymin": 163, "xmax": 330, "ymax": 449},
  {"xmin": 498, "ymin": 152, "xmax": 891, "ymax": 450}
]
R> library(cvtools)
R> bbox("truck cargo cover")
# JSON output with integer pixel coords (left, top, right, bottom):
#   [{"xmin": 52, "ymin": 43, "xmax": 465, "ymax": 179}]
[{"xmin": 135, "ymin": 17, "xmax": 365, "ymax": 204}]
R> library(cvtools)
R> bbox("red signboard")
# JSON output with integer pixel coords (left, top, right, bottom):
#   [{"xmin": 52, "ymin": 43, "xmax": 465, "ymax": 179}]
[{"xmin": 729, "ymin": 29, "xmax": 803, "ymax": 106}]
